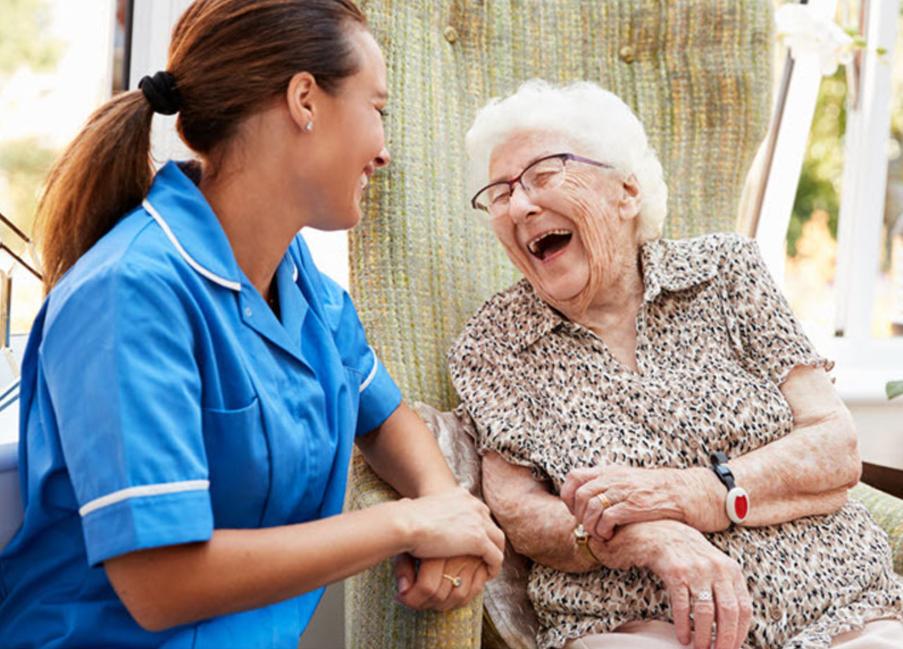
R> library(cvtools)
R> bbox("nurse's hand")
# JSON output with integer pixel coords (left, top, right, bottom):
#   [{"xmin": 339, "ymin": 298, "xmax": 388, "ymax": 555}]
[
  {"xmin": 398, "ymin": 486, "xmax": 505, "ymax": 575},
  {"xmin": 393, "ymin": 554, "xmax": 489, "ymax": 611}
]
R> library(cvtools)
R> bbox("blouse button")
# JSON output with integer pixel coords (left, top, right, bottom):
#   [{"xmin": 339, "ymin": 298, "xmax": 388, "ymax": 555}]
[
  {"xmin": 769, "ymin": 605, "xmax": 783, "ymax": 622},
  {"xmin": 688, "ymin": 438, "xmax": 701, "ymax": 450},
  {"xmin": 619, "ymin": 45, "xmax": 635, "ymax": 64},
  {"xmin": 244, "ymin": 306, "xmax": 253, "ymax": 318},
  {"xmin": 443, "ymin": 26, "xmax": 459, "ymax": 44}
]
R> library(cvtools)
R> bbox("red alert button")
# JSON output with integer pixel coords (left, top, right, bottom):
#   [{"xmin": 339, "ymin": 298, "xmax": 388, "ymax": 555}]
[{"xmin": 726, "ymin": 487, "xmax": 749, "ymax": 525}]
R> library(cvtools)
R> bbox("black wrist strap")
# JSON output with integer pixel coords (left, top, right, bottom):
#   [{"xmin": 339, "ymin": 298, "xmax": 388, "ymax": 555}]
[{"xmin": 710, "ymin": 451, "xmax": 736, "ymax": 491}]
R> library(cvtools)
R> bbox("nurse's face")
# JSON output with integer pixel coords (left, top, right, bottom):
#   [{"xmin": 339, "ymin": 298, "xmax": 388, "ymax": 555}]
[{"xmin": 307, "ymin": 26, "xmax": 390, "ymax": 231}]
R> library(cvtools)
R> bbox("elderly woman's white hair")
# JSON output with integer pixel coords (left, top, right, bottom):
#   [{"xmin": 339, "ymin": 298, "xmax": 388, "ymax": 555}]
[{"xmin": 465, "ymin": 79, "xmax": 668, "ymax": 243}]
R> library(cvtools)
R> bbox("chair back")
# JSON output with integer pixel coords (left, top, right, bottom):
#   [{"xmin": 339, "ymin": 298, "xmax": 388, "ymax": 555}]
[{"xmin": 351, "ymin": 0, "xmax": 773, "ymax": 409}]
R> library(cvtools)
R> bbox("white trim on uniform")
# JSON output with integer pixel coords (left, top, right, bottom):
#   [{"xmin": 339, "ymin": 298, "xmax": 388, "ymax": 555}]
[
  {"xmin": 359, "ymin": 347, "xmax": 379, "ymax": 393},
  {"xmin": 142, "ymin": 199, "xmax": 242, "ymax": 292},
  {"xmin": 78, "ymin": 479, "xmax": 210, "ymax": 517}
]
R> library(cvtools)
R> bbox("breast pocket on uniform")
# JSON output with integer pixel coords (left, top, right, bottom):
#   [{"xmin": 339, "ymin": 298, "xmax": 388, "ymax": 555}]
[{"xmin": 202, "ymin": 397, "xmax": 270, "ymax": 528}]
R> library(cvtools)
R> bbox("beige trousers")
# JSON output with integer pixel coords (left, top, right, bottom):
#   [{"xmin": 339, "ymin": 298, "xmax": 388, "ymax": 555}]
[{"xmin": 563, "ymin": 619, "xmax": 903, "ymax": 649}]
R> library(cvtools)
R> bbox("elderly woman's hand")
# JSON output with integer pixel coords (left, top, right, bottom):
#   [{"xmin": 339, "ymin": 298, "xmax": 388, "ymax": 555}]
[
  {"xmin": 639, "ymin": 520, "xmax": 752, "ymax": 649},
  {"xmin": 561, "ymin": 463, "xmax": 713, "ymax": 540}
]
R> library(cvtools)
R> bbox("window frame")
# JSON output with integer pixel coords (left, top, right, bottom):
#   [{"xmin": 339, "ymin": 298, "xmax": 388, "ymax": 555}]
[{"xmin": 755, "ymin": 0, "xmax": 903, "ymax": 404}]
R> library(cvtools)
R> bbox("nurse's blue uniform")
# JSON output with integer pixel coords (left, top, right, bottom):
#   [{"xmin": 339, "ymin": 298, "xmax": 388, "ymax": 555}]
[{"xmin": 0, "ymin": 161, "xmax": 402, "ymax": 648}]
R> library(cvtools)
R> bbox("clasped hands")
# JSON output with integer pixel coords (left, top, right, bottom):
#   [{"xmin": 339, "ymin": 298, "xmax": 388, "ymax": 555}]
[
  {"xmin": 562, "ymin": 463, "xmax": 752, "ymax": 649},
  {"xmin": 392, "ymin": 486, "xmax": 505, "ymax": 611}
]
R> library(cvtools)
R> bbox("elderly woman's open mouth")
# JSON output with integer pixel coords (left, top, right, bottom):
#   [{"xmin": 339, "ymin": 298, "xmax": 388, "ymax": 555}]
[{"xmin": 527, "ymin": 229, "xmax": 573, "ymax": 262}]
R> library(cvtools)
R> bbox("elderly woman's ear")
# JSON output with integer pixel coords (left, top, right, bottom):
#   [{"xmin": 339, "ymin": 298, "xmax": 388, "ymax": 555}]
[{"xmin": 618, "ymin": 174, "xmax": 643, "ymax": 222}]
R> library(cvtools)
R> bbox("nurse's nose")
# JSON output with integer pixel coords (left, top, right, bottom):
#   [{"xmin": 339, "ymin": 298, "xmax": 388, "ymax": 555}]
[{"xmin": 373, "ymin": 147, "xmax": 391, "ymax": 169}]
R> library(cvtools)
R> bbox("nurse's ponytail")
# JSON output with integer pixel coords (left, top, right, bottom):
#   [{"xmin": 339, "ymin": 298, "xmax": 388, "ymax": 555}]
[
  {"xmin": 36, "ymin": 0, "xmax": 366, "ymax": 293},
  {"xmin": 36, "ymin": 92, "xmax": 155, "ymax": 292}
]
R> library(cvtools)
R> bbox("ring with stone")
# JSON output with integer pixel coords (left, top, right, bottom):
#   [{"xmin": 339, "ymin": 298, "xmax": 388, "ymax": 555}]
[{"xmin": 442, "ymin": 574, "xmax": 462, "ymax": 588}]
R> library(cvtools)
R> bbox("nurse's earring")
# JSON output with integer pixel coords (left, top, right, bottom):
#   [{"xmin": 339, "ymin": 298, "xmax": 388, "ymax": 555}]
[{"xmin": 304, "ymin": 120, "xmax": 313, "ymax": 132}]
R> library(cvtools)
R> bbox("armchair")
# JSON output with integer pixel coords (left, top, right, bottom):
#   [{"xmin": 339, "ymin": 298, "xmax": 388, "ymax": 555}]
[{"xmin": 344, "ymin": 1, "xmax": 903, "ymax": 647}]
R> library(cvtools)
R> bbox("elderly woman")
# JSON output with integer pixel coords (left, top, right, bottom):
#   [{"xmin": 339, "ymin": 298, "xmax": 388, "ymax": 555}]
[{"xmin": 448, "ymin": 80, "xmax": 903, "ymax": 649}]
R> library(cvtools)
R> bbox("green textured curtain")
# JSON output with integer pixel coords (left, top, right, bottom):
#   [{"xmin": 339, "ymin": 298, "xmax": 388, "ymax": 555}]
[{"xmin": 345, "ymin": 2, "xmax": 773, "ymax": 647}]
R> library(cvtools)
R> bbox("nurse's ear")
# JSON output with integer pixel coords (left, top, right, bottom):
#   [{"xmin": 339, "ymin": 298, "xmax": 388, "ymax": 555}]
[{"xmin": 285, "ymin": 72, "xmax": 317, "ymax": 134}]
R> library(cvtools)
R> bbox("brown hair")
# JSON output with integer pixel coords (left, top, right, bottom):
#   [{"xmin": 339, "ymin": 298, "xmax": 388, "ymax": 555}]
[{"xmin": 36, "ymin": 0, "xmax": 366, "ymax": 292}]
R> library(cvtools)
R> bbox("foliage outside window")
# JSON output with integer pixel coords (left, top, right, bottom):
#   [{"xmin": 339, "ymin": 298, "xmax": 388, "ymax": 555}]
[{"xmin": 783, "ymin": 1, "xmax": 903, "ymax": 339}]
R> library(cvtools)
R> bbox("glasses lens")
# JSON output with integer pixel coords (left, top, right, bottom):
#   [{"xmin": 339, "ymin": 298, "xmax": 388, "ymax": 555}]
[
  {"xmin": 524, "ymin": 156, "xmax": 565, "ymax": 192},
  {"xmin": 477, "ymin": 184, "xmax": 510, "ymax": 212}
]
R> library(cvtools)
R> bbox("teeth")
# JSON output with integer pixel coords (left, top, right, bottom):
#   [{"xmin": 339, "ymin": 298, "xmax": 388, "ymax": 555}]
[{"xmin": 527, "ymin": 229, "xmax": 571, "ymax": 254}]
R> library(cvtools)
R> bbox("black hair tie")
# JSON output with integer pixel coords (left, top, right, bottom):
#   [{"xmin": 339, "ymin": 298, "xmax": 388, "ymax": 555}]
[{"xmin": 139, "ymin": 71, "xmax": 182, "ymax": 115}]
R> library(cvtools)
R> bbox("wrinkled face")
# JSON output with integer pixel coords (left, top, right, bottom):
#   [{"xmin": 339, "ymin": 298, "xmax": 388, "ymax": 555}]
[
  {"xmin": 310, "ymin": 26, "xmax": 390, "ymax": 230},
  {"xmin": 487, "ymin": 130, "xmax": 637, "ymax": 311}
]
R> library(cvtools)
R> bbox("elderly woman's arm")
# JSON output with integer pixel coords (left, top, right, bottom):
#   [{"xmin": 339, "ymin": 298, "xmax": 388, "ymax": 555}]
[
  {"xmin": 563, "ymin": 365, "xmax": 859, "ymax": 537},
  {"xmin": 482, "ymin": 450, "xmax": 633, "ymax": 572},
  {"xmin": 484, "ymin": 452, "xmax": 754, "ymax": 649},
  {"xmin": 687, "ymin": 365, "xmax": 858, "ymax": 530}
]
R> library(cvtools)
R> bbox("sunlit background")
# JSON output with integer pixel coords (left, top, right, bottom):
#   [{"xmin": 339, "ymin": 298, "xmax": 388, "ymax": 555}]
[{"xmin": 0, "ymin": 0, "xmax": 349, "ymax": 335}]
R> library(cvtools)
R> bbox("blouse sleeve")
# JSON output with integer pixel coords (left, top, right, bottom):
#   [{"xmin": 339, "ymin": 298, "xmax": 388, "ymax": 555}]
[
  {"xmin": 723, "ymin": 237, "xmax": 833, "ymax": 385},
  {"xmin": 448, "ymin": 332, "xmax": 540, "ymax": 476}
]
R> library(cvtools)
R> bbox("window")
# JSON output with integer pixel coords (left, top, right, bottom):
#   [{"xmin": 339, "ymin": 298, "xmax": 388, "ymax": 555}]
[
  {"xmin": 0, "ymin": 0, "xmax": 129, "ymax": 335},
  {"xmin": 757, "ymin": 0, "xmax": 903, "ymax": 401}
]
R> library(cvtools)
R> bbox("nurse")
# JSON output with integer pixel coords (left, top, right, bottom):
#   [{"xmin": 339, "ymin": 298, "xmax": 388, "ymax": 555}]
[{"xmin": 0, "ymin": 1, "xmax": 504, "ymax": 647}]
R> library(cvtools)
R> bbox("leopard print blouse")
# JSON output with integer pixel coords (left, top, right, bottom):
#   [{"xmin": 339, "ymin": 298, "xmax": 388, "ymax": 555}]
[{"xmin": 448, "ymin": 233, "xmax": 903, "ymax": 649}]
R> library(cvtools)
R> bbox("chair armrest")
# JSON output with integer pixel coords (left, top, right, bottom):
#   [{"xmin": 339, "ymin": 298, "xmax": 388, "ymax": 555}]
[
  {"xmin": 849, "ymin": 482, "xmax": 903, "ymax": 575},
  {"xmin": 343, "ymin": 449, "xmax": 484, "ymax": 649}
]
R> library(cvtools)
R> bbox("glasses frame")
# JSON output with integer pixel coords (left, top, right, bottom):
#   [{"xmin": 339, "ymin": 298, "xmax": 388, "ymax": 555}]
[{"xmin": 470, "ymin": 152, "xmax": 613, "ymax": 213}]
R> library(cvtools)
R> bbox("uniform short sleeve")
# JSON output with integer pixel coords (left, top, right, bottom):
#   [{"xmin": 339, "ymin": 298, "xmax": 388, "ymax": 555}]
[
  {"xmin": 40, "ymin": 263, "xmax": 212, "ymax": 566},
  {"xmin": 314, "ymin": 269, "xmax": 402, "ymax": 437},
  {"xmin": 723, "ymin": 238, "xmax": 833, "ymax": 385}
]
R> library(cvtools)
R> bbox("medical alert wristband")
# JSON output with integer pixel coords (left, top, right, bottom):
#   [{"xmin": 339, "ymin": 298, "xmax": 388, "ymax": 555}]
[{"xmin": 710, "ymin": 452, "xmax": 750, "ymax": 525}]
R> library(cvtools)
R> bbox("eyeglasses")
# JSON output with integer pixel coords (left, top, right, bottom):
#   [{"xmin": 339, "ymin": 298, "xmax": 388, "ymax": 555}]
[{"xmin": 470, "ymin": 153, "xmax": 613, "ymax": 215}]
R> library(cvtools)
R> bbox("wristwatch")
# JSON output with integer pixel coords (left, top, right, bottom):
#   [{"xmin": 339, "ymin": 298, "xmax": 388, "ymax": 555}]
[{"xmin": 709, "ymin": 452, "xmax": 750, "ymax": 525}]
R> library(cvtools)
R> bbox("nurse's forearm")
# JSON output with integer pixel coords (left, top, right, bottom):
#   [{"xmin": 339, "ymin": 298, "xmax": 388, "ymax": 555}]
[
  {"xmin": 356, "ymin": 402, "xmax": 458, "ymax": 497},
  {"xmin": 105, "ymin": 499, "xmax": 415, "ymax": 632}
]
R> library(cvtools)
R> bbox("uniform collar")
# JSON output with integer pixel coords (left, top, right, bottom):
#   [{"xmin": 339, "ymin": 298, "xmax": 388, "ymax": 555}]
[
  {"xmin": 142, "ymin": 161, "xmax": 244, "ymax": 291},
  {"xmin": 511, "ymin": 237, "xmax": 720, "ymax": 352}
]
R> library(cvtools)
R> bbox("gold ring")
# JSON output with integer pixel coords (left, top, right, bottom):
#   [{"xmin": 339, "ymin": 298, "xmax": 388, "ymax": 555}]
[
  {"xmin": 596, "ymin": 493, "xmax": 612, "ymax": 509},
  {"xmin": 442, "ymin": 574, "xmax": 462, "ymax": 588}
]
